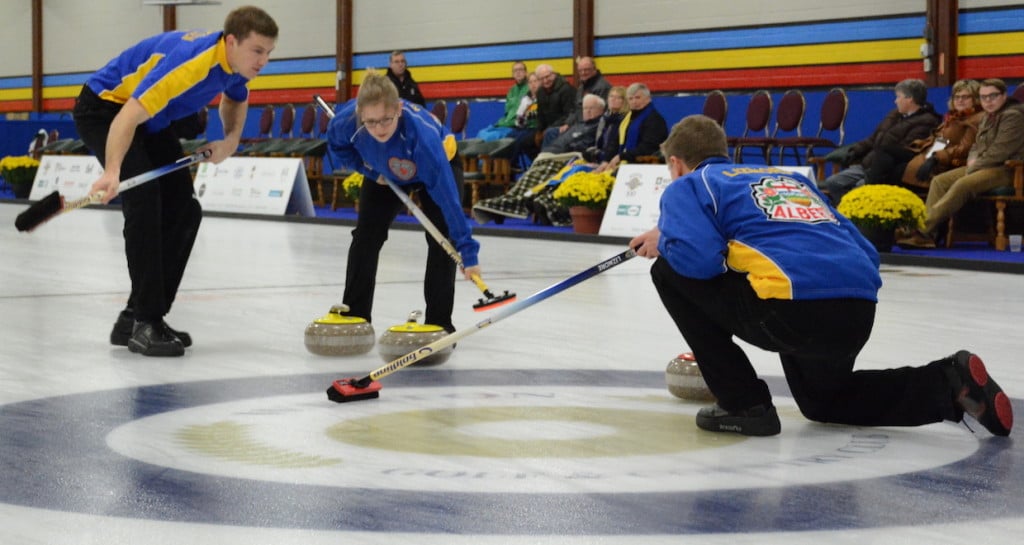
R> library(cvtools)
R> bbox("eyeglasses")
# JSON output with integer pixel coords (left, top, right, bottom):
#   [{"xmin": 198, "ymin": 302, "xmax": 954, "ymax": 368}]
[
  {"xmin": 362, "ymin": 116, "xmax": 396, "ymax": 128},
  {"xmin": 980, "ymin": 92, "xmax": 1004, "ymax": 102},
  {"xmin": 540, "ymin": 73, "xmax": 556, "ymax": 82},
  {"xmin": 952, "ymin": 94, "xmax": 973, "ymax": 100}
]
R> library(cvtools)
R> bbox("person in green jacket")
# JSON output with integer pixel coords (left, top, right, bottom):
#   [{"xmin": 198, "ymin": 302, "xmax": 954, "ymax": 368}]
[{"xmin": 476, "ymin": 61, "xmax": 531, "ymax": 141}]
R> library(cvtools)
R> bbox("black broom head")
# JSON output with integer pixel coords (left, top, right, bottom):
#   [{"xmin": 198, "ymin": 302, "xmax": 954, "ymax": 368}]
[{"xmin": 15, "ymin": 191, "xmax": 63, "ymax": 232}]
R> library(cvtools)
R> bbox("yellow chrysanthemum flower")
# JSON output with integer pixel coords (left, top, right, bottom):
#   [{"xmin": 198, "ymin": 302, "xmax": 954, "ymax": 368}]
[
  {"xmin": 836, "ymin": 184, "xmax": 926, "ymax": 231},
  {"xmin": 552, "ymin": 171, "xmax": 616, "ymax": 210}
]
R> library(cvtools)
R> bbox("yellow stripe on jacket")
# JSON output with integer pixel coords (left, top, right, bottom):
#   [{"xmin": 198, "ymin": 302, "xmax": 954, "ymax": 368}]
[
  {"xmin": 726, "ymin": 240, "xmax": 794, "ymax": 300},
  {"xmin": 97, "ymin": 54, "xmax": 165, "ymax": 105},
  {"xmin": 135, "ymin": 40, "xmax": 227, "ymax": 117}
]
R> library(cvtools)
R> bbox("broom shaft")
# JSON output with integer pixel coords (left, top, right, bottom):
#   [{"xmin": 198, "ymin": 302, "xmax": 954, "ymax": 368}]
[
  {"xmin": 65, "ymin": 149, "xmax": 211, "ymax": 212},
  {"xmin": 362, "ymin": 247, "xmax": 637, "ymax": 382}
]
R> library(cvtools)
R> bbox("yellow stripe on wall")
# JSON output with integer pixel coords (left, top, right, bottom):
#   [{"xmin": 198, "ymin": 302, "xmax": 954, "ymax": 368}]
[
  {"xmin": 600, "ymin": 38, "xmax": 921, "ymax": 73},
  {"xmin": 0, "ymin": 88, "xmax": 32, "ymax": 101},
  {"xmin": 248, "ymin": 73, "xmax": 336, "ymax": 90},
  {"xmin": 353, "ymin": 58, "xmax": 574, "ymax": 84},
  {"xmin": 959, "ymin": 31, "xmax": 1024, "ymax": 57},
  {"xmin": 42, "ymin": 85, "xmax": 84, "ymax": 99}
]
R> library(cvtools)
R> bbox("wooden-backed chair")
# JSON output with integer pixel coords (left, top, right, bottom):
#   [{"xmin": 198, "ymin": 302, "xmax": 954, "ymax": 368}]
[{"xmin": 945, "ymin": 159, "xmax": 1024, "ymax": 250}]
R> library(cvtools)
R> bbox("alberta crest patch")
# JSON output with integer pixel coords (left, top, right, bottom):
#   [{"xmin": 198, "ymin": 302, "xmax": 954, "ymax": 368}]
[{"xmin": 750, "ymin": 176, "xmax": 837, "ymax": 224}]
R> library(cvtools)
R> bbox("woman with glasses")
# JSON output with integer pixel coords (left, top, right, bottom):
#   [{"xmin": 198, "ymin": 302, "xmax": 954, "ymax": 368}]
[
  {"xmin": 326, "ymin": 70, "xmax": 481, "ymax": 334},
  {"xmin": 898, "ymin": 78, "xmax": 1024, "ymax": 249},
  {"xmin": 902, "ymin": 79, "xmax": 984, "ymax": 188}
]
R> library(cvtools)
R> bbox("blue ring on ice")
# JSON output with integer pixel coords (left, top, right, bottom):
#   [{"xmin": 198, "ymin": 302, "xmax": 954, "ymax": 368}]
[{"xmin": 0, "ymin": 369, "xmax": 1019, "ymax": 534}]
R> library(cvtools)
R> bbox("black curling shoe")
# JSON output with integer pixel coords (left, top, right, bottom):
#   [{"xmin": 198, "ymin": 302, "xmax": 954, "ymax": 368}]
[
  {"xmin": 110, "ymin": 310, "xmax": 134, "ymax": 346},
  {"xmin": 128, "ymin": 321, "xmax": 185, "ymax": 357},
  {"xmin": 696, "ymin": 403, "xmax": 781, "ymax": 436},
  {"xmin": 112, "ymin": 312, "xmax": 191, "ymax": 348},
  {"xmin": 162, "ymin": 320, "xmax": 192, "ymax": 348},
  {"xmin": 946, "ymin": 350, "xmax": 1013, "ymax": 436}
]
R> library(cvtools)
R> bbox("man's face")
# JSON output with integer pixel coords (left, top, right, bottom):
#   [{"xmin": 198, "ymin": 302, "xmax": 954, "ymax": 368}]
[
  {"xmin": 894, "ymin": 92, "xmax": 916, "ymax": 114},
  {"xmin": 226, "ymin": 32, "xmax": 275, "ymax": 80},
  {"xmin": 390, "ymin": 54, "xmax": 407, "ymax": 77},
  {"xmin": 512, "ymin": 63, "xmax": 527, "ymax": 84},
  {"xmin": 627, "ymin": 91, "xmax": 650, "ymax": 111},
  {"xmin": 979, "ymin": 86, "xmax": 1007, "ymax": 113},
  {"xmin": 581, "ymin": 99, "xmax": 604, "ymax": 122},
  {"xmin": 576, "ymin": 59, "xmax": 596, "ymax": 83},
  {"xmin": 538, "ymin": 69, "xmax": 556, "ymax": 90}
]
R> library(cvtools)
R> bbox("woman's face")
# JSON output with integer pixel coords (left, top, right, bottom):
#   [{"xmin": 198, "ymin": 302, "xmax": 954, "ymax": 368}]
[
  {"xmin": 359, "ymin": 102, "xmax": 401, "ymax": 143},
  {"xmin": 951, "ymin": 88, "xmax": 976, "ymax": 112},
  {"xmin": 527, "ymin": 74, "xmax": 540, "ymax": 95},
  {"xmin": 608, "ymin": 93, "xmax": 625, "ymax": 112}
]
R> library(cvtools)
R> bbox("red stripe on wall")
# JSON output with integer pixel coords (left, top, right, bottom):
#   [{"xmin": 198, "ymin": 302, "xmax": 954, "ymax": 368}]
[
  {"xmin": 0, "ymin": 100, "xmax": 34, "ymax": 112},
  {"xmin": 958, "ymin": 55, "xmax": 1024, "ymax": 80}
]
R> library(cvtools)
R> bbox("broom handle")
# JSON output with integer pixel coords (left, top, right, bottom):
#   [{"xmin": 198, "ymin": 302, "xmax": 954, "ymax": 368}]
[
  {"xmin": 68, "ymin": 149, "xmax": 212, "ymax": 209},
  {"xmin": 359, "ymin": 247, "xmax": 637, "ymax": 384}
]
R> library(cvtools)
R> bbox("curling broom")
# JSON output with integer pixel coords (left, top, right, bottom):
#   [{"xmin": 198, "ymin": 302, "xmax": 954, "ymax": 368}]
[
  {"xmin": 15, "ymin": 149, "xmax": 211, "ymax": 232},
  {"xmin": 313, "ymin": 94, "xmax": 515, "ymax": 311},
  {"xmin": 327, "ymin": 247, "xmax": 637, "ymax": 403}
]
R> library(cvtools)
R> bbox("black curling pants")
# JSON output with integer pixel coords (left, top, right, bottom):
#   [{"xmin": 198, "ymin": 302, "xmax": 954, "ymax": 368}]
[
  {"xmin": 342, "ymin": 158, "xmax": 464, "ymax": 331},
  {"xmin": 650, "ymin": 258, "xmax": 957, "ymax": 426},
  {"xmin": 74, "ymin": 86, "xmax": 202, "ymax": 323}
]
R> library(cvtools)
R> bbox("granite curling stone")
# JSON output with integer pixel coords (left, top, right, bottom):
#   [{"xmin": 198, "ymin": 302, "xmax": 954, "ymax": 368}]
[
  {"xmin": 378, "ymin": 310, "xmax": 453, "ymax": 366},
  {"xmin": 304, "ymin": 304, "xmax": 375, "ymax": 356},
  {"xmin": 665, "ymin": 352, "xmax": 716, "ymax": 401}
]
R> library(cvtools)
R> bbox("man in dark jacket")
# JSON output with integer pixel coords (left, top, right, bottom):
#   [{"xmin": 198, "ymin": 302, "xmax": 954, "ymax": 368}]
[
  {"xmin": 542, "ymin": 93, "xmax": 606, "ymax": 155},
  {"xmin": 821, "ymin": 79, "xmax": 941, "ymax": 205},
  {"xmin": 514, "ymin": 63, "xmax": 575, "ymax": 160},
  {"xmin": 544, "ymin": 56, "xmax": 613, "ymax": 145},
  {"xmin": 385, "ymin": 50, "xmax": 426, "ymax": 106}
]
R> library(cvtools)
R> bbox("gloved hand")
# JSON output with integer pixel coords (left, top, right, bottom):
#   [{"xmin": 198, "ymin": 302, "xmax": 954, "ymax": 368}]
[
  {"xmin": 824, "ymin": 145, "xmax": 856, "ymax": 167},
  {"xmin": 915, "ymin": 157, "xmax": 938, "ymax": 181}
]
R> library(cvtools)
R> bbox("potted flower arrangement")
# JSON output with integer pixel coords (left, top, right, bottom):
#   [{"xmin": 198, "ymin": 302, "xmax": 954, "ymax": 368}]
[
  {"xmin": 552, "ymin": 170, "xmax": 616, "ymax": 234},
  {"xmin": 1, "ymin": 155, "xmax": 41, "ymax": 199},
  {"xmin": 836, "ymin": 184, "xmax": 926, "ymax": 252},
  {"xmin": 342, "ymin": 171, "xmax": 364, "ymax": 207}
]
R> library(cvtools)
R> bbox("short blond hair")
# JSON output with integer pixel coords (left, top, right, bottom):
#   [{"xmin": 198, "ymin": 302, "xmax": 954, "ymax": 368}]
[{"xmin": 660, "ymin": 115, "xmax": 729, "ymax": 167}]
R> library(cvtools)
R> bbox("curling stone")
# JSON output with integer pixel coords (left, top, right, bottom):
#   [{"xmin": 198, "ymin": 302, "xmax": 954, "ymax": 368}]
[
  {"xmin": 378, "ymin": 310, "xmax": 453, "ymax": 366},
  {"xmin": 304, "ymin": 304, "xmax": 375, "ymax": 356},
  {"xmin": 665, "ymin": 352, "xmax": 716, "ymax": 401}
]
